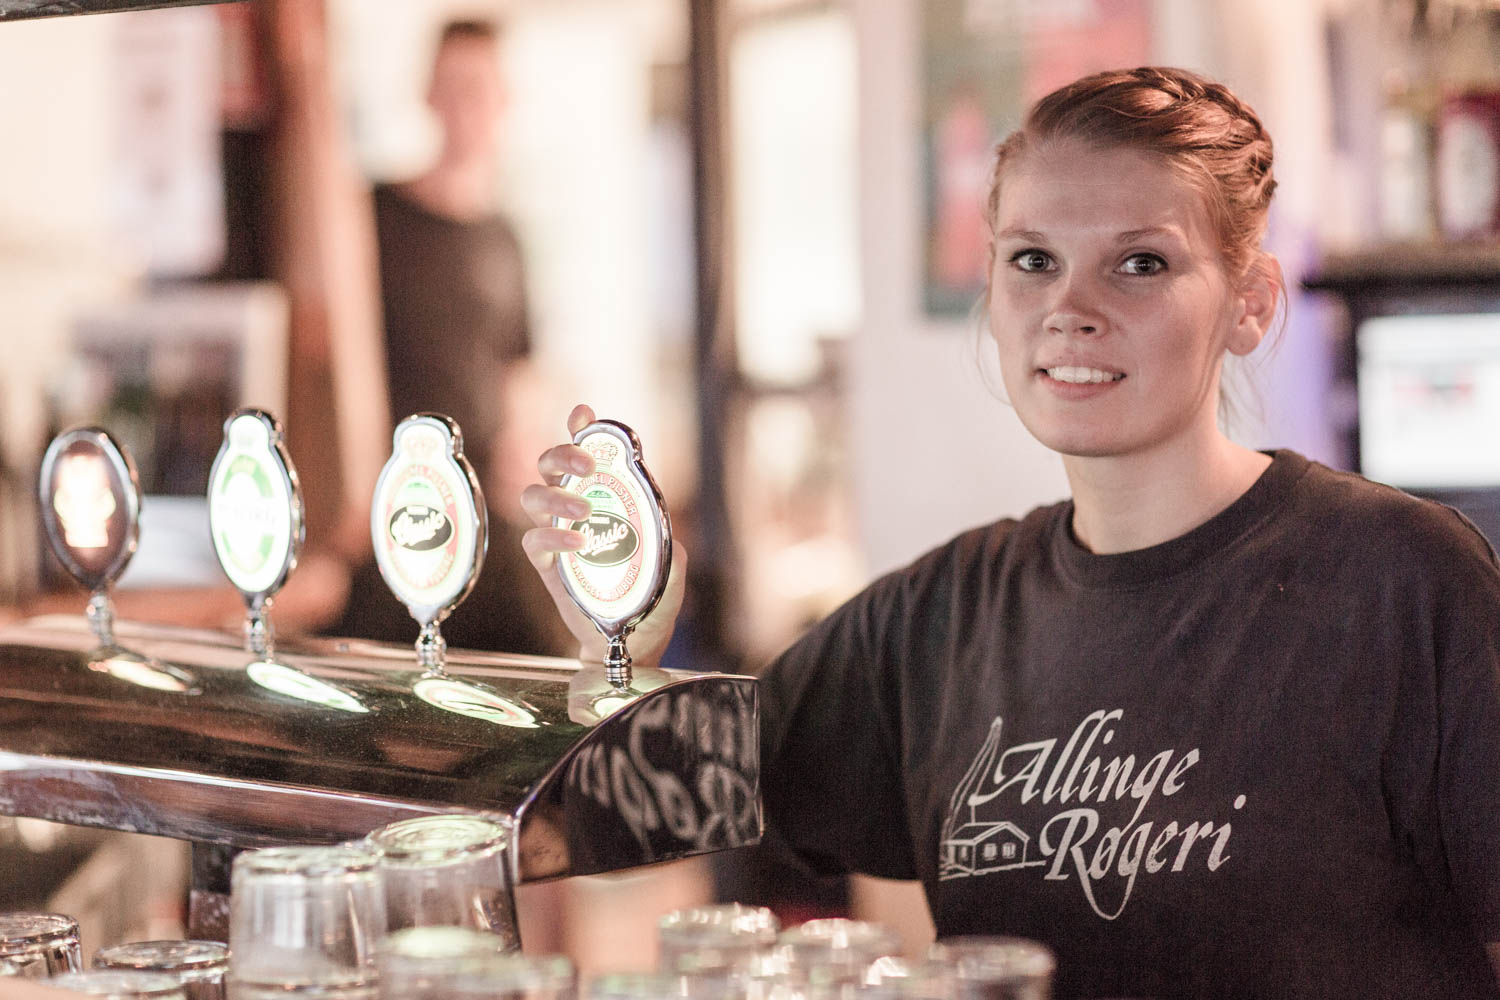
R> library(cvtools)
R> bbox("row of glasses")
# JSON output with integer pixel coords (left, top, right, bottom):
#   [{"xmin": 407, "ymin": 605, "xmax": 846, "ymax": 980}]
[
  {"xmin": 226, "ymin": 814, "xmax": 519, "ymax": 996},
  {"xmin": 0, "ymin": 877, "xmax": 1048, "ymax": 998},
  {"xmin": 225, "ymin": 812, "xmax": 522, "ymax": 997},
  {"xmin": 0, "ymin": 913, "xmax": 226, "ymax": 998},
  {"xmin": 380, "ymin": 927, "xmax": 574, "ymax": 999},
  {"xmin": 30, "ymin": 933, "xmax": 576, "ymax": 1000},
  {"xmin": 653, "ymin": 906, "xmax": 1054, "ymax": 1000},
  {"xmin": 0, "ymin": 812, "xmax": 522, "ymax": 998}
]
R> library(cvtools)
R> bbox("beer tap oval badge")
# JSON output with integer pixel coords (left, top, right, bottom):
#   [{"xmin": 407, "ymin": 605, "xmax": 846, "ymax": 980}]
[
  {"xmin": 208, "ymin": 409, "xmax": 303, "ymax": 600},
  {"xmin": 372, "ymin": 414, "xmax": 487, "ymax": 627},
  {"xmin": 554, "ymin": 420, "xmax": 671, "ymax": 637},
  {"xmin": 39, "ymin": 426, "xmax": 142, "ymax": 594}
]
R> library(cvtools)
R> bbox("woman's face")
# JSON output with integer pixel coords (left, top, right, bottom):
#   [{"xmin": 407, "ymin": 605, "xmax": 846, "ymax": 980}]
[{"xmin": 987, "ymin": 139, "xmax": 1262, "ymax": 463}]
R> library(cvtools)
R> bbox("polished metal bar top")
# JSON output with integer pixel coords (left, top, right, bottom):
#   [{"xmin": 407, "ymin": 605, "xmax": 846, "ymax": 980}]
[
  {"xmin": 0, "ymin": 615, "xmax": 761, "ymax": 882},
  {"xmin": 0, "ymin": 0, "xmax": 230, "ymax": 22}
]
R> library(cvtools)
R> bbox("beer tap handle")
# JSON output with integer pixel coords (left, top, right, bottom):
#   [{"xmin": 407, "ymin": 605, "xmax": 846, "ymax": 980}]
[
  {"xmin": 553, "ymin": 420, "xmax": 673, "ymax": 693},
  {"xmin": 370, "ymin": 414, "xmax": 487, "ymax": 671},
  {"xmin": 38, "ymin": 427, "xmax": 142, "ymax": 645}
]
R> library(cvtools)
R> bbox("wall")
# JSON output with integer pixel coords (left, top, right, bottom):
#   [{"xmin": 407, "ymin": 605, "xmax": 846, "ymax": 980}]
[
  {"xmin": 0, "ymin": 15, "xmax": 134, "ymax": 473},
  {"xmin": 849, "ymin": 0, "xmax": 1070, "ymax": 580},
  {"xmin": 1211, "ymin": 0, "xmax": 1344, "ymax": 466}
]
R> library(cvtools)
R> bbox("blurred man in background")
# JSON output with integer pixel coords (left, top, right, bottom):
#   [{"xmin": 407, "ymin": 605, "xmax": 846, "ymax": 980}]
[{"xmin": 329, "ymin": 17, "xmax": 566, "ymax": 656}]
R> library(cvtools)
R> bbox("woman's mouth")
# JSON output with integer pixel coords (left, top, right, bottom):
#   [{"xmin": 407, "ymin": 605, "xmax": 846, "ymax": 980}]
[{"xmin": 1042, "ymin": 366, "xmax": 1125, "ymax": 385}]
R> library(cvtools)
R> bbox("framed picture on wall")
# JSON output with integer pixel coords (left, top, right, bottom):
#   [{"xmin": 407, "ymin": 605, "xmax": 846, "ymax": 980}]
[{"xmin": 920, "ymin": 0, "xmax": 1153, "ymax": 319}]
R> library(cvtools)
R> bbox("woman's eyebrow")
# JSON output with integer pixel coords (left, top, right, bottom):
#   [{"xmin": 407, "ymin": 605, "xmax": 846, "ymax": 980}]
[
  {"xmin": 993, "ymin": 228, "xmax": 1047, "ymax": 242},
  {"xmin": 1115, "ymin": 225, "xmax": 1186, "ymax": 243}
]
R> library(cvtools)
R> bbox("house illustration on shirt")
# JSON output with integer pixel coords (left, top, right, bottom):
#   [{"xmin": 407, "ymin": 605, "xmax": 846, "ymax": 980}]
[
  {"xmin": 941, "ymin": 820, "xmax": 1033, "ymax": 876},
  {"xmin": 940, "ymin": 717, "xmax": 1053, "ymax": 880}
]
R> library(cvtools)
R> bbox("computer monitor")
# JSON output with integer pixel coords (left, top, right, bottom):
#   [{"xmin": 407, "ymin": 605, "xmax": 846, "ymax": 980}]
[{"xmin": 1357, "ymin": 311, "xmax": 1500, "ymax": 545}]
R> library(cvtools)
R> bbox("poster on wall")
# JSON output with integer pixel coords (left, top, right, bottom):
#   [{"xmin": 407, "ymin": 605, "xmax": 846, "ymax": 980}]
[
  {"xmin": 921, "ymin": 0, "xmax": 1152, "ymax": 318},
  {"xmin": 110, "ymin": 6, "xmax": 226, "ymax": 277}
]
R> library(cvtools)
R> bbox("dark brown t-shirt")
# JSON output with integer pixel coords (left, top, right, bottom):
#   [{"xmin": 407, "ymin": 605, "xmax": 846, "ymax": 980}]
[
  {"xmin": 760, "ymin": 450, "xmax": 1500, "ymax": 999},
  {"xmin": 374, "ymin": 182, "xmax": 531, "ymax": 470}
]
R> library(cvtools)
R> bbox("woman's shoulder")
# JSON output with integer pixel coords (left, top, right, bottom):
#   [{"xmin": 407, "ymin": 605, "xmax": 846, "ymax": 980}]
[
  {"xmin": 866, "ymin": 500, "xmax": 1067, "ymax": 600},
  {"xmin": 774, "ymin": 503, "xmax": 1065, "ymax": 667},
  {"xmin": 1288, "ymin": 453, "xmax": 1499, "ymax": 572}
]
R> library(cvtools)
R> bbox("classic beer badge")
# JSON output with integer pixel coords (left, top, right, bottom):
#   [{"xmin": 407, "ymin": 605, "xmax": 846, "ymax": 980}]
[
  {"xmin": 209, "ymin": 410, "xmax": 302, "ymax": 604},
  {"xmin": 39, "ymin": 427, "xmax": 142, "ymax": 646},
  {"xmin": 372, "ymin": 414, "xmax": 486, "ymax": 666},
  {"xmin": 554, "ymin": 420, "xmax": 671, "ymax": 690}
]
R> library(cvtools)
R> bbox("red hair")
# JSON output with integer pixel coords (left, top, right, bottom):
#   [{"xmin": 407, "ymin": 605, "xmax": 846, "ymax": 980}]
[{"xmin": 987, "ymin": 67, "xmax": 1277, "ymax": 280}]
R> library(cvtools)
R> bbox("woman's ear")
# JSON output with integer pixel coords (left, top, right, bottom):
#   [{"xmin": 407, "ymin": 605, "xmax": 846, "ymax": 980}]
[{"xmin": 1227, "ymin": 253, "xmax": 1283, "ymax": 357}]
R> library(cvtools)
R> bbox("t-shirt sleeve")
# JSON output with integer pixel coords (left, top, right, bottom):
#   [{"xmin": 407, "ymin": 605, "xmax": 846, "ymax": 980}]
[
  {"xmin": 1436, "ymin": 515, "xmax": 1500, "ymax": 941},
  {"xmin": 756, "ymin": 572, "xmax": 918, "ymax": 880},
  {"xmin": 1387, "ymin": 506, "xmax": 1500, "ymax": 941}
]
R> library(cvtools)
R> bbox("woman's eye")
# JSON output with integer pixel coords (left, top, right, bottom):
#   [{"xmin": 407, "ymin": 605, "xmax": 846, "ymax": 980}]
[
  {"xmin": 1010, "ymin": 250, "xmax": 1053, "ymax": 273},
  {"xmin": 1119, "ymin": 253, "xmax": 1167, "ymax": 276}
]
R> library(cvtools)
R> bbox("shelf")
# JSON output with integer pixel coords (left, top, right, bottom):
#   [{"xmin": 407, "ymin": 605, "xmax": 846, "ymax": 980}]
[{"xmin": 1303, "ymin": 241, "xmax": 1500, "ymax": 294}]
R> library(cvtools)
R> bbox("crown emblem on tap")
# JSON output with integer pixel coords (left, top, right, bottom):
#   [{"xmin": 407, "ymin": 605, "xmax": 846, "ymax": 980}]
[{"xmin": 586, "ymin": 440, "xmax": 619, "ymax": 465}]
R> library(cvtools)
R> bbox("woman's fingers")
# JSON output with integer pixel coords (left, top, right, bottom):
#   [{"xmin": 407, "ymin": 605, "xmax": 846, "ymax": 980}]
[
  {"xmin": 521, "ymin": 525, "xmax": 584, "ymax": 570},
  {"xmin": 534, "ymin": 405, "xmax": 598, "ymax": 486},
  {"xmin": 567, "ymin": 403, "xmax": 596, "ymax": 436},
  {"xmin": 536, "ymin": 443, "xmax": 594, "ymax": 486},
  {"xmin": 519, "ymin": 483, "xmax": 591, "ymax": 528}
]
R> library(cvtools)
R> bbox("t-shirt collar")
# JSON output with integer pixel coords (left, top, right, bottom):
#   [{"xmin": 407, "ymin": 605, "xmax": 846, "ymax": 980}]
[{"xmin": 1050, "ymin": 449, "xmax": 1311, "ymax": 589}]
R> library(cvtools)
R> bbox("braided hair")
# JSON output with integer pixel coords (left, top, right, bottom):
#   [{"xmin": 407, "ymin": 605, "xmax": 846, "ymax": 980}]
[{"xmin": 986, "ymin": 67, "xmax": 1278, "ymax": 281}]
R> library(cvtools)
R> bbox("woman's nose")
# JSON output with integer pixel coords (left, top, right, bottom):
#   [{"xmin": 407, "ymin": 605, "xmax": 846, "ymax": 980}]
[{"xmin": 1044, "ymin": 279, "xmax": 1104, "ymax": 336}]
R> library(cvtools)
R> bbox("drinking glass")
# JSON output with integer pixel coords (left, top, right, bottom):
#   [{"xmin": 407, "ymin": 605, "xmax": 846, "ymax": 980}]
[
  {"xmin": 926, "ymin": 937, "xmax": 1054, "ymax": 1000},
  {"xmin": 366, "ymin": 814, "xmax": 517, "ymax": 948},
  {"xmin": 228, "ymin": 844, "xmax": 386, "ymax": 999},
  {"xmin": 657, "ymin": 903, "xmax": 779, "ymax": 977},
  {"xmin": 378, "ymin": 927, "xmax": 574, "ymax": 999},
  {"xmin": 0, "ymin": 912, "xmax": 82, "ymax": 978},
  {"xmin": 93, "ymin": 941, "xmax": 229, "ymax": 1000},
  {"xmin": 585, "ymin": 971, "xmax": 722, "ymax": 1000},
  {"xmin": 775, "ymin": 919, "xmax": 902, "ymax": 989},
  {"xmin": 858, "ymin": 957, "xmax": 954, "ymax": 1000},
  {"xmin": 43, "ymin": 969, "xmax": 187, "ymax": 998}
]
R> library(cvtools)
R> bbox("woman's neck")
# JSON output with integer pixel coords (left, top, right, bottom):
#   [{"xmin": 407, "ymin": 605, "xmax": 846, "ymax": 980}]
[{"xmin": 1062, "ymin": 434, "xmax": 1272, "ymax": 555}]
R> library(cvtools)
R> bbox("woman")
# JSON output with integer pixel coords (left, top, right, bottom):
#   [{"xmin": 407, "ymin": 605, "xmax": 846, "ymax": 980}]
[{"xmin": 521, "ymin": 67, "xmax": 1500, "ymax": 999}]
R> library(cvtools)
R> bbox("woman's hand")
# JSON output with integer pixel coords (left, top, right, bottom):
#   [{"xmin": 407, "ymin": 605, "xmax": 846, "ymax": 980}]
[{"xmin": 519, "ymin": 404, "xmax": 687, "ymax": 667}]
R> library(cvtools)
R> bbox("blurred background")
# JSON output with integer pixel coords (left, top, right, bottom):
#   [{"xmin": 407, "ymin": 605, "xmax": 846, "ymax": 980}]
[{"xmin": 0, "ymin": 0, "xmax": 1499, "ymax": 972}]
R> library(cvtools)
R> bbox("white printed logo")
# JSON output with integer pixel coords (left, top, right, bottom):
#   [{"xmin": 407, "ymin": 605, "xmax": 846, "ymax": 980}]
[{"xmin": 939, "ymin": 710, "xmax": 1246, "ymax": 920}]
